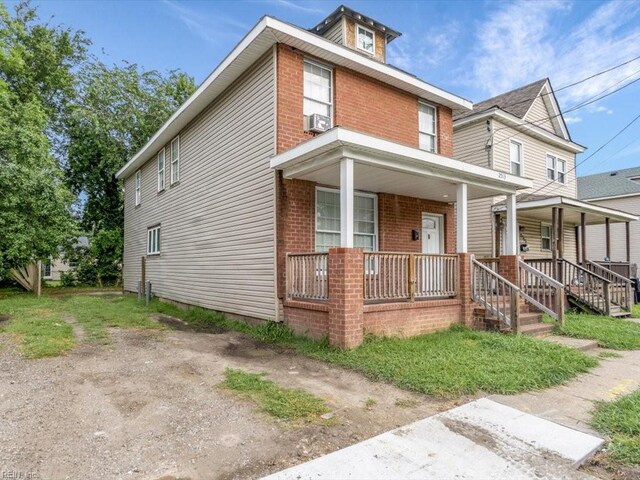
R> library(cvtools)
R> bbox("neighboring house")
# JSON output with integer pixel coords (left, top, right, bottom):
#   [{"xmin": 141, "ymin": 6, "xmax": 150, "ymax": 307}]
[
  {"xmin": 454, "ymin": 79, "xmax": 637, "ymax": 316},
  {"xmin": 115, "ymin": 5, "xmax": 541, "ymax": 348},
  {"xmin": 41, "ymin": 237, "xmax": 88, "ymax": 281},
  {"xmin": 578, "ymin": 167, "xmax": 640, "ymax": 279}
]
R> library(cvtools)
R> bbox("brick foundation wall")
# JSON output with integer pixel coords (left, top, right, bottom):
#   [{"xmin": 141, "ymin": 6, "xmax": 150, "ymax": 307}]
[
  {"xmin": 283, "ymin": 300, "xmax": 329, "ymax": 340},
  {"xmin": 378, "ymin": 193, "xmax": 455, "ymax": 253},
  {"xmin": 363, "ymin": 300, "xmax": 462, "ymax": 337}
]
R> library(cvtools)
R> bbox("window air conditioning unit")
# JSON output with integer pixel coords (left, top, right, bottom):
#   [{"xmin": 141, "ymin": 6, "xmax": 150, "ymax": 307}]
[{"xmin": 307, "ymin": 114, "xmax": 331, "ymax": 133}]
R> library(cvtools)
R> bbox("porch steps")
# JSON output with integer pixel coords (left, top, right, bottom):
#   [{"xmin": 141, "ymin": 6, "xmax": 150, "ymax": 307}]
[{"xmin": 519, "ymin": 322, "xmax": 555, "ymax": 338}]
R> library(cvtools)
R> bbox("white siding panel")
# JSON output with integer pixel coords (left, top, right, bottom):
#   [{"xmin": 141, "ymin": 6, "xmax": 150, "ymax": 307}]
[
  {"xmin": 524, "ymin": 95, "xmax": 555, "ymax": 133},
  {"xmin": 122, "ymin": 51, "xmax": 276, "ymax": 320},
  {"xmin": 467, "ymin": 197, "xmax": 496, "ymax": 257},
  {"xmin": 453, "ymin": 122, "xmax": 492, "ymax": 168},
  {"xmin": 323, "ymin": 21, "xmax": 344, "ymax": 44}
]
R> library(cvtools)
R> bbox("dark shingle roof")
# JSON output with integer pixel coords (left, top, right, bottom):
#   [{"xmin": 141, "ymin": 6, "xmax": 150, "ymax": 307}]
[
  {"xmin": 578, "ymin": 166, "xmax": 640, "ymax": 200},
  {"xmin": 453, "ymin": 79, "xmax": 548, "ymax": 121}
]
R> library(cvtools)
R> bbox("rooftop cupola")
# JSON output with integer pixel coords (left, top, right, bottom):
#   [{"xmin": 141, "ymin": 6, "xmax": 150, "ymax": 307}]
[{"xmin": 309, "ymin": 5, "xmax": 401, "ymax": 63}]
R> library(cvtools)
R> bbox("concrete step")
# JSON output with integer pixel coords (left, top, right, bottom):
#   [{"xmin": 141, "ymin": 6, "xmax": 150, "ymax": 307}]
[
  {"xmin": 543, "ymin": 335, "xmax": 598, "ymax": 351},
  {"xmin": 519, "ymin": 312, "xmax": 544, "ymax": 326},
  {"xmin": 519, "ymin": 323, "xmax": 555, "ymax": 338}
]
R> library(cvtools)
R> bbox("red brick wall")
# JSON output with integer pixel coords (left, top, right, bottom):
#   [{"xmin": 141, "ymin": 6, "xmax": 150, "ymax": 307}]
[
  {"xmin": 378, "ymin": 193, "xmax": 455, "ymax": 253},
  {"xmin": 283, "ymin": 300, "xmax": 329, "ymax": 340},
  {"xmin": 363, "ymin": 300, "xmax": 461, "ymax": 337},
  {"xmin": 275, "ymin": 44, "xmax": 453, "ymax": 156},
  {"xmin": 328, "ymin": 247, "xmax": 364, "ymax": 349}
]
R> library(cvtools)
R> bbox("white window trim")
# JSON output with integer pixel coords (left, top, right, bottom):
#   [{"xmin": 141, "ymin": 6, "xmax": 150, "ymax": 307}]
[
  {"xmin": 303, "ymin": 59, "xmax": 334, "ymax": 124},
  {"xmin": 314, "ymin": 186, "xmax": 378, "ymax": 252},
  {"xmin": 170, "ymin": 136, "xmax": 180, "ymax": 185},
  {"xmin": 157, "ymin": 149, "xmax": 165, "ymax": 192},
  {"xmin": 418, "ymin": 100, "xmax": 438, "ymax": 153},
  {"xmin": 135, "ymin": 170, "xmax": 141, "ymax": 206},
  {"xmin": 355, "ymin": 24, "xmax": 376, "ymax": 55},
  {"xmin": 546, "ymin": 154, "xmax": 556, "ymax": 182},
  {"xmin": 541, "ymin": 222, "xmax": 552, "ymax": 251},
  {"xmin": 147, "ymin": 225, "xmax": 161, "ymax": 256},
  {"xmin": 557, "ymin": 158, "xmax": 566, "ymax": 184},
  {"xmin": 509, "ymin": 140, "xmax": 524, "ymax": 177},
  {"xmin": 546, "ymin": 152, "xmax": 568, "ymax": 184},
  {"xmin": 42, "ymin": 259, "xmax": 52, "ymax": 280}
]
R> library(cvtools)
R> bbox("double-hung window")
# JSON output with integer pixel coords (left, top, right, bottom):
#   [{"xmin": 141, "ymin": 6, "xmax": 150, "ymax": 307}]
[
  {"xmin": 157, "ymin": 149, "xmax": 165, "ymax": 191},
  {"xmin": 557, "ymin": 159, "xmax": 566, "ymax": 184},
  {"xmin": 356, "ymin": 25, "xmax": 375, "ymax": 55},
  {"xmin": 510, "ymin": 141, "xmax": 523, "ymax": 176},
  {"xmin": 541, "ymin": 224, "xmax": 551, "ymax": 251},
  {"xmin": 135, "ymin": 170, "xmax": 141, "ymax": 206},
  {"xmin": 315, "ymin": 187, "xmax": 377, "ymax": 252},
  {"xmin": 546, "ymin": 155, "xmax": 556, "ymax": 181},
  {"xmin": 171, "ymin": 136, "xmax": 180, "ymax": 184},
  {"xmin": 303, "ymin": 60, "xmax": 332, "ymax": 121},
  {"xmin": 418, "ymin": 102, "xmax": 437, "ymax": 153},
  {"xmin": 147, "ymin": 226, "xmax": 160, "ymax": 255}
]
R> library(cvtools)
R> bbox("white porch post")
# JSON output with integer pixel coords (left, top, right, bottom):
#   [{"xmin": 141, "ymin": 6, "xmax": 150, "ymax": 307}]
[
  {"xmin": 505, "ymin": 193, "xmax": 518, "ymax": 255},
  {"xmin": 340, "ymin": 158, "xmax": 354, "ymax": 248},
  {"xmin": 456, "ymin": 183, "xmax": 468, "ymax": 253}
]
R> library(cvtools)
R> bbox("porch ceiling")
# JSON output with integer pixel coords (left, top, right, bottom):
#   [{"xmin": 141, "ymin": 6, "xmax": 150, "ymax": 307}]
[
  {"xmin": 492, "ymin": 195, "xmax": 638, "ymax": 225},
  {"xmin": 271, "ymin": 128, "xmax": 533, "ymax": 202}
]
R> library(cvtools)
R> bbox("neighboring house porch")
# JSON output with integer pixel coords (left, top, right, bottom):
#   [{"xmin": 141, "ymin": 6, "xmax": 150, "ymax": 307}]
[
  {"xmin": 271, "ymin": 127, "xmax": 532, "ymax": 348},
  {"xmin": 491, "ymin": 195, "xmax": 638, "ymax": 317}
]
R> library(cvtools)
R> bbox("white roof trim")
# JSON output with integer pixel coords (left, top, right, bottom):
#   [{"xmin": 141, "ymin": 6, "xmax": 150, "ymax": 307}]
[
  {"xmin": 454, "ymin": 108, "xmax": 585, "ymax": 154},
  {"xmin": 116, "ymin": 16, "xmax": 472, "ymax": 180},
  {"xmin": 581, "ymin": 192, "xmax": 640, "ymax": 202},
  {"xmin": 493, "ymin": 195, "xmax": 638, "ymax": 222},
  {"xmin": 270, "ymin": 127, "xmax": 533, "ymax": 193}
]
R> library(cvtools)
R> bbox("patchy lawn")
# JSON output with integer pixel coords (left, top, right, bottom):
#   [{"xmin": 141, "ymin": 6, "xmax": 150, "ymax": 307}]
[
  {"xmin": 554, "ymin": 312, "xmax": 640, "ymax": 350},
  {"xmin": 218, "ymin": 368, "xmax": 329, "ymax": 421},
  {"xmin": 0, "ymin": 289, "xmax": 163, "ymax": 356},
  {"xmin": 634, "ymin": 304, "xmax": 640, "ymax": 319},
  {"xmin": 592, "ymin": 390, "xmax": 640, "ymax": 465},
  {"xmin": 152, "ymin": 302, "xmax": 598, "ymax": 397}
]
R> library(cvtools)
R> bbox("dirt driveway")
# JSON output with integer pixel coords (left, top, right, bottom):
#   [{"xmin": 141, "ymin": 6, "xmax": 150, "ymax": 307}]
[{"xmin": 0, "ymin": 319, "xmax": 464, "ymax": 480}]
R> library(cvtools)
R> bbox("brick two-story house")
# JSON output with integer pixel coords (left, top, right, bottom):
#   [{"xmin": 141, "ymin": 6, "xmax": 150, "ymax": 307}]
[
  {"xmin": 116, "ymin": 5, "xmax": 535, "ymax": 348},
  {"xmin": 454, "ymin": 79, "xmax": 637, "ymax": 317}
]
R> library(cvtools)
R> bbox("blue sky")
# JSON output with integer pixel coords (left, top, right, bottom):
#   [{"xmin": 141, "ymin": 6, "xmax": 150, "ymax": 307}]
[{"xmin": 16, "ymin": 0, "xmax": 640, "ymax": 176}]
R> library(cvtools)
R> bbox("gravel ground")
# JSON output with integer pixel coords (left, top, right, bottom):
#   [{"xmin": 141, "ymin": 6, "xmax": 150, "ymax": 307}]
[{"xmin": 0, "ymin": 320, "xmax": 464, "ymax": 480}]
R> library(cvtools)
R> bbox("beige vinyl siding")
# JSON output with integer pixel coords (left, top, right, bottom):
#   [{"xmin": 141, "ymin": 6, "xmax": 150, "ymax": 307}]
[
  {"xmin": 524, "ymin": 95, "xmax": 556, "ymax": 134},
  {"xmin": 122, "ymin": 51, "xmax": 276, "ymax": 320},
  {"xmin": 584, "ymin": 195, "xmax": 640, "ymax": 269},
  {"xmin": 467, "ymin": 197, "xmax": 497, "ymax": 257},
  {"xmin": 453, "ymin": 121, "xmax": 492, "ymax": 168},
  {"xmin": 492, "ymin": 119, "xmax": 577, "ymax": 198},
  {"xmin": 323, "ymin": 19, "xmax": 344, "ymax": 44}
]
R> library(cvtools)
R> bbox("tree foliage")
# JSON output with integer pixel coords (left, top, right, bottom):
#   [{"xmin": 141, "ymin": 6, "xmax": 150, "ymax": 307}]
[
  {"xmin": 0, "ymin": 2, "xmax": 84, "ymax": 277},
  {"xmin": 64, "ymin": 62, "xmax": 195, "ymax": 232}
]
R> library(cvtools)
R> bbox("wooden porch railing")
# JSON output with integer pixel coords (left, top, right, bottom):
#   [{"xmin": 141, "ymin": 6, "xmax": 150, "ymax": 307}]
[
  {"xmin": 471, "ymin": 256, "xmax": 519, "ymax": 330},
  {"xmin": 523, "ymin": 258, "xmax": 554, "ymax": 279},
  {"xmin": 585, "ymin": 260, "xmax": 633, "ymax": 313},
  {"xmin": 476, "ymin": 257, "xmax": 500, "ymax": 273},
  {"xmin": 518, "ymin": 260, "xmax": 564, "ymax": 325},
  {"xmin": 594, "ymin": 261, "xmax": 632, "ymax": 280},
  {"xmin": 363, "ymin": 253, "xmax": 458, "ymax": 302},
  {"xmin": 286, "ymin": 253, "xmax": 328, "ymax": 300},
  {"xmin": 559, "ymin": 258, "xmax": 611, "ymax": 315}
]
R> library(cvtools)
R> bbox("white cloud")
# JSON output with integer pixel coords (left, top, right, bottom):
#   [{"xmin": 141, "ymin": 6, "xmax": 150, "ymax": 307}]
[
  {"xmin": 564, "ymin": 115, "xmax": 582, "ymax": 124},
  {"xmin": 466, "ymin": 0, "xmax": 640, "ymax": 113},
  {"xmin": 161, "ymin": 0, "xmax": 249, "ymax": 46},
  {"xmin": 388, "ymin": 21, "xmax": 461, "ymax": 72},
  {"xmin": 265, "ymin": 0, "xmax": 325, "ymax": 14}
]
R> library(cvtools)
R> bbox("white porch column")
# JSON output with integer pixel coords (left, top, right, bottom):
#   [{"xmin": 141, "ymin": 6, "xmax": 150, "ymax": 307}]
[
  {"xmin": 505, "ymin": 193, "xmax": 518, "ymax": 255},
  {"xmin": 340, "ymin": 158, "xmax": 354, "ymax": 248},
  {"xmin": 456, "ymin": 183, "xmax": 468, "ymax": 253}
]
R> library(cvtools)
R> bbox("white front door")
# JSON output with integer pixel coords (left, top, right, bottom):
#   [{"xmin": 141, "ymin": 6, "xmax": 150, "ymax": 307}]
[{"xmin": 422, "ymin": 213, "xmax": 443, "ymax": 254}]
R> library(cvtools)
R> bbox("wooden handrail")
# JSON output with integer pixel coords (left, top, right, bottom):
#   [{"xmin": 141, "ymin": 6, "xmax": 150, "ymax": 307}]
[
  {"xmin": 471, "ymin": 256, "xmax": 520, "ymax": 331},
  {"xmin": 585, "ymin": 260, "xmax": 633, "ymax": 313},
  {"xmin": 518, "ymin": 260, "xmax": 565, "ymax": 325},
  {"xmin": 560, "ymin": 258, "xmax": 612, "ymax": 315},
  {"xmin": 286, "ymin": 253, "xmax": 329, "ymax": 300}
]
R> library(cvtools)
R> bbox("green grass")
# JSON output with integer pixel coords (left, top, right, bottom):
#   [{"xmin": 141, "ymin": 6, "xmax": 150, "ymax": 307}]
[
  {"xmin": 218, "ymin": 368, "xmax": 329, "ymax": 420},
  {"xmin": 633, "ymin": 304, "xmax": 640, "ymax": 319},
  {"xmin": 148, "ymin": 302, "xmax": 597, "ymax": 397},
  {"xmin": 555, "ymin": 312, "xmax": 640, "ymax": 350},
  {"xmin": 592, "ymin": 390, "xmax": 640, "ymax": 464},
  {"xmin": 598, "ymin": 351, "xmax": 623, "ymax": 359},
  {"xmin": 0, "ymin": 295, "xmax": 75, "ymax": 358},
  {"xmin": 0, "ymin": 289, "xmax": 163, "ymax": 356}
]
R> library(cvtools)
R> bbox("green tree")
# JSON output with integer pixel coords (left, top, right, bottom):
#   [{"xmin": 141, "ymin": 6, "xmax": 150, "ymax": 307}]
[
  {"xmin": 64, "ymin": 62, "xmax": 195, "ymax": 233},
  {"xmin": 0, "ymin": 2, "xmax": 85, "ymax": 278}
]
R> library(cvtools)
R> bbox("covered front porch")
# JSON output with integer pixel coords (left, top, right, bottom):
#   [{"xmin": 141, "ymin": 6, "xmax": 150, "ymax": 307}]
[
  {"xmin": 271, "ymin": 127, "xmax": 531, "ymax": 348},
  {"xmin": 492, "ymin": 195, "xmax": 638, "ymax": 316}
]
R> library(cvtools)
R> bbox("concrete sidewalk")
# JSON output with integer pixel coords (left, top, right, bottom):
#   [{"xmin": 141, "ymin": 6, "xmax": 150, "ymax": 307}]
[
  {"xmin": 492, "ymin": 349, "xmax": 640, "ymax": 434},
  {"xmin": 262, "ymin": 398, "xmax": 603, "ymax": 480}
]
